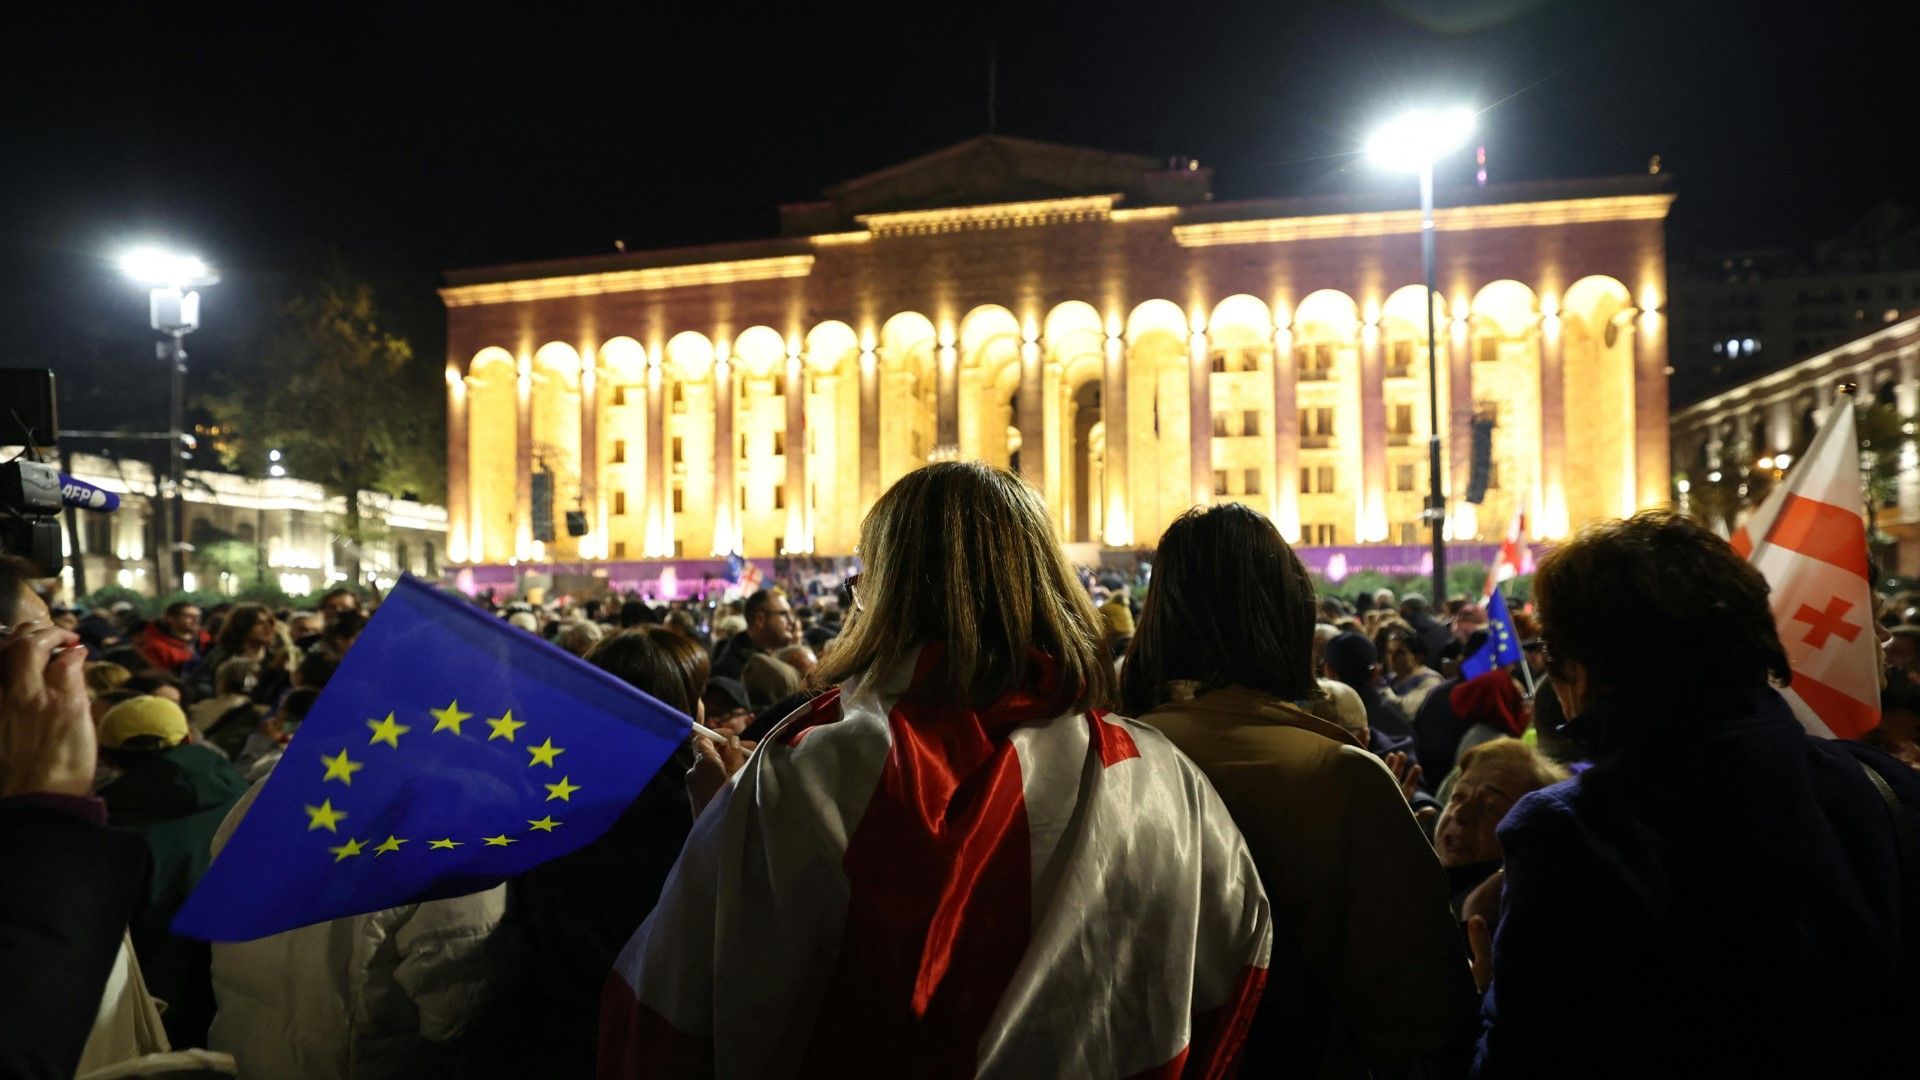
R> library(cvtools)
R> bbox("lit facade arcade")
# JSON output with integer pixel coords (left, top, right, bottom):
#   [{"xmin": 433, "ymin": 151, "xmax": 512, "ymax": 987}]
[{"xmin": 442, "ymin": 136, "xmax": 1673, "ymax": 564}]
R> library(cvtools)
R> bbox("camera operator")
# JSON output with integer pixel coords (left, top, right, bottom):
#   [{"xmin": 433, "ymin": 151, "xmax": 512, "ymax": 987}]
[{"xmin": 0, "ymin": 553, "xmax": 154, "ymax": 1077}]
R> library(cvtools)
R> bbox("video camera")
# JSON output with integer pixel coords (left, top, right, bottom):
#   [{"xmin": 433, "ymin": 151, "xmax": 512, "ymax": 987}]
[{"xmin": 1, "ymin": 368, "xmax": 65, "ymax": 575}]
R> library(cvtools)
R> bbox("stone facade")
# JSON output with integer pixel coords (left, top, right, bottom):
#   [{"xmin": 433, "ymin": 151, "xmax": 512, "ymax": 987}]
[{"xmin": 442, "ymin": 136, "xmax": 1672, "ymax": 563}]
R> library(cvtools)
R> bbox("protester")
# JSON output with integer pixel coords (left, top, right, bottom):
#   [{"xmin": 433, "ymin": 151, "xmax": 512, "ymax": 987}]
[
  {"xmin": 186, "ymin": 601, "xmax": 280, "ymax": 702},
  {"xmin": 1398, "ymin": 594, "xmax": 1451, "ymax": 662},
  {"xmin": 319, "ymin": 610, "xmax": 367, "ymax": 657},
  {"xmin": 1122, "ymin": 503, "xmax": 1476, "ymax": 1077},
  {"xmin": 234, "ymin": 686, "xmax": 319, "ymax": 780},
  {"xmin": 738, "ymin": 650, "xmax": 801, "ymax": 711},
  {"xmin": 468, "ymin": 627, "xmax": 704, "ymax": 1077},
  {"xmin": 189, "ymin": 656, "xmax": 259, "ymax": 735},
  {"xmin": 601, "ymin": 462, "xmax": 1272, "ymax": 1077},
  {"xmin": 1384, "ymin": 626, "xmax": 1445, "ymax": 716},
  {"xmin": 317, "ymin": 586, "xmax": 360, "ymax": 625},
  {"xmin": 708, "ymin": 588, "xmax": 795, "ymax": 681},
  {"xmin": 1431, "ymin": 737, "xmax": 1566, "ymax": 917},
  {"xmin": 775, "ymin": 642, "xmax": 817, "ymax": 677},
  {"xmin": 96, "ymin": 693, "xmax": 248, "ymax": 1049},
  {"xmin": 553, "ymin": 618, "xmax": 604, "ymax": 657},
  {"xmin": 136, "ymin": 600, "xmax": 204, "ymax": 676},
  {"xmin": 1324, "ymin": 630, "xmax": 1420, "ymax": 760},
  {"xmin": 1438, "ymin": 670, "xmax": 1531, "ymax": 794},
  {"xmin": 85, "ymin": 658, "xmax": 134, "ymax": 699},
  {"xmin": 1474, "ymin": 511, "xmax": 1920, "ymax": 1077}
]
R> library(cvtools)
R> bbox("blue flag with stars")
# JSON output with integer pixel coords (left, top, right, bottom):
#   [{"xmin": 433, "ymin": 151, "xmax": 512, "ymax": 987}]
[
  {"xmin": 172, "ymin": 575, "xmax": 693, "ymax": 942},
  {"xmin": 1461, "ymin": 587, "xmax": 1524, "ymax": 680}
]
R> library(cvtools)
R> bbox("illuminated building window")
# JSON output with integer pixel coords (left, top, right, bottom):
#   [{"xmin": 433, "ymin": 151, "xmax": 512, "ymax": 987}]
[
  {"xmin": 739, "ymin": 486, "xmax": 747, "ymax": 510},
  {"xmin": 1298, "ymin": 407, "xmax": 1335, "ymax": 448},
  {"xmin": 612, "ymin": 439, "xmax": 626, "ymax": 464},
  {"xmin": 1389, "ymin": 404, "xmax": 1414, "ymax": 445},
  {"xmin": 611, "ymin": 385, "xmax": 627, "ymax": 405},
  {"xmin": 613, "ymin": 491, "xmax": 626, "ymax": 516},
  {"xmin": 1296, "ymin": 343, "xmax": 1335, "ymax": 381},
  {"xmin": 1299, "ymin": 466, "xmax": 1336, "ymax": 494},
  {"xmin": 613, "ymin": 541, "xmax": 627, "ymax": 558},
  {"xmin": 773, "ymin": 431, "xmax": 786, "ymax": 455},
  {"xmin": 672, "ymin": 383, "xmax": 685, "ymax": 407},
  {"xmin": 1394, "ymin": 463, "xmax": 1417, "ymax": 492},
  {"xmin": 1397, "ymin": 522, "xmax": 1420, "ymax": 544},
  {"xmin": 1474, "ymin": 335, "xmax": 1499, "ymax": 364},
  {"xmin": 1210, "ymin": 352, "xmax": 1227, "ymax": 374},
  {"xmin": 1486, "ymin": 463, "xmax": 1501, "ymax": 490},
  {"xmin": 1388, "ymin": 340, "xmax": 1414, "ymax": 377},
  {"xmin": 739, "ymin": 432, "xmax": 748, "ymax": 457},
  {"xmin": 674, "ymin": 541, "xmax": 684, "ymax": 558},
  {"xmin": 774, "ymin": 485, "xmax": 786, "ymax": 510},
  {"xmin": 1303, "ymin": 523, "xmax": 1336, "ymax": 545},
  {"xmin": 672, "ymin": 436, "xmax": 684, "ymax": 465},
  {"xmin": 1475, "ymin": 400, "xmax": 1502, "ymax": 425},
  {"xmin": 672, "ymin": 485, "xmax": 684, "ymax": 513},
  {"xmin": 1213, "ymin": 470, "xmax": 1228, "ymax": 496},
  {"xmin": 1243, "ymin": 469, "xmax": 1261, "ymax": 495},
  {"xmin": 1242, "ymin": 409, "xmax": 1260, "ymax": 434},
  {"xmin": 773, "ymin": 372, "xmax": 787, "ymax": 397},
  {"xmin": 1212, "ymin": 414, "xmax": 1230, "ymax": 437}
]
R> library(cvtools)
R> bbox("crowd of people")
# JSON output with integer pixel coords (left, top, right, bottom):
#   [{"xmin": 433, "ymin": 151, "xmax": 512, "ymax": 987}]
[{"xmin": 4, "ymin": 458, "xmax": 1919, "ymax": 1077}]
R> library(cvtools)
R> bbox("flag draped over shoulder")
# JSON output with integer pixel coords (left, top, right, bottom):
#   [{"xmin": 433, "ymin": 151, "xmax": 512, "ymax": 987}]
[
  {"xmin": 600, "ymin": 645, "xmax": 1273, "ymax": 1079},
  {"xmin": 1461, "ymin": 587, "xmax": 1524, "ymax": 680},
  {"xmin": 172, "ymin": 576, "xmax": 693, "ymax": 942},
  {"xmin": 1731, "ymin": 400, "xmax": 1880, "ymax": 739}
]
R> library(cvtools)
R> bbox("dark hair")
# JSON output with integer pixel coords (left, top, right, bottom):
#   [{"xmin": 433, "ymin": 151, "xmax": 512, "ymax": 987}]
[
  {"xmin": 0, "ymin": 554, "xmax": 46, "ymax": 626},
  {"xmin": 280, "ymin": 686, "xmax": 322, "ymax": 724},
  {"xmin": 100, "ymin": 646, "xmax": 153, "ymax": 673},
  {"xmin": 125, "ymin": 671, "xmax": 183, "ymax": 696},
  {"xmin": 320, "ymin": 586, "xmax": 358, "ymax": 605},
  {"xmin": 164, "ymin": 600, "xmax": 199, "ymax": 618},
  {"xmin": 296, "ymin": 651, "xmax": 339, "ymax": 689},
  {"xmin": 324, "ymin": 611, "xmax": 368, "ymax": 644},
  {"xmin": 216, "ymin": 602, "xmax": 274, "ymax": 654},
  {"xmin": 1120, "ymin": 503, "xmax": 1318, "ymax": 715},
  {"xmin": 1388, "ymin": 627, "xmax": 1429, "ymax": 661},
  {"xmin": 585, "ymin": 626, "xmax": 711, "ymax": 718},
  {"xmin": 617, "ymin": 599, "xmax": 656, "ymax": 628},
  {"xmin": 743, "ymin": 589, "xmax": 781, "ymax": 623},
  {"xmin": 1535, "ymin": 511, "xmax": 1789, "ymax": 713}
]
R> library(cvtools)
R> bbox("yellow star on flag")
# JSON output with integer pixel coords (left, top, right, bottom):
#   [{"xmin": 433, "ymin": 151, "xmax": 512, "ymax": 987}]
[
  {"xmin": 366, "ymin": 712, "xmax": 410, "ymax": 748},
  {"xmin": 305, "ymin": 798, "xmax": 347, "ymax": 833},
  {"xmin": 486, "ymin": 710, "xmax": 526, "ymax": 743},
  {"xmin": 430, "ymin": 700, "xmax": 473, "ymax": 735},
  {"xmin": 319, "ymin": 748, "xmax": 363, "ymax": 786},
  {"xmin": 527, "ymin": 815, "xmax": 561, "ymax": 832},
  {"xmin": 373, "ymin": 835, "xmax": 409, "ymax": 856},
  {"xmin": 526, "ymin": 737, "xmax": 565, "ymax": 768},
  {"xmin": 329, "ymin": 837, "xmax": 365, "ymax": 862},
  {"xmin": 483, "ymin": 834, "xmax": 516, "ymax": 847},
  {"xmin": 428, "ymin": 838, "xmax": 462, "ymax": 850},
  {"xmin": 543, "ymin": 775, "xmax": 581, "ymax": 802}
]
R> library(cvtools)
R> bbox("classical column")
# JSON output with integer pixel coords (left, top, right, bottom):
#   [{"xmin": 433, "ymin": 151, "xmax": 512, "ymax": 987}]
[
  {"xmin": 1633, "ymin": 306, "xmax": 1671, "ymax": 511},
  {"xmin": 785, "ymin": 351, "xmax": 807, "ymax": 552},
  {"xmin": 1102, "ymin": 330, "xmax": 1131, "ymax": 545},
  {"xmin": 579, "ymin": 352, "xmax": 599, "ymax": 559},
  {"xmin": 713, "ymin": 356, "xmax": 735, "ymax": 555},
  {"xmin": 1899, "ymin": 349, "xmax": 1919, "ymax": 525},
  {"xmin": 445, "ymin": 363, "xmax": 469, "ymax": 563},
  {"xmin": 859, "ymin": 346, "xmax": 880, "ymax": 508},
  {"xmin": 1188, "ymin": 327, "xmax": 1213, "ymax": 507},
  {"xmin": 1539, "ymin": 312, "xmax": 1567, "ymax": 537},
  {"xmin": 1271, "ymin": 325, "xmax": 1298, "ymax": 542},
  {"xmin": 936, "ymin": 341, "xmax": 960, "ymax": 450},
  {"xmin": 1019, "ymin": 338, "xmax": 1044, "ymax": 490},
  {"xmin": 645, "ymin": 361, "xmax": 668, "ymax": 556},
  {"xmin": 1041, "ymin": 351, "xmax": 1064, "ymax": 532},
  {"xmin": 514, "ymin": 356, "xmax": 533, "ymax": 559},
  {"xmin": 1358, "ymin": 320, "xmax": 1387, "ymax": 543},
  {"xmin": 1449, "ymin": 311, "xmax": 1473, "ymax": 538}
]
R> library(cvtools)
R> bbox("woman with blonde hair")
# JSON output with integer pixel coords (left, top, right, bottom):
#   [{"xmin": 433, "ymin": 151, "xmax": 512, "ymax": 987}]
[{"xmin": 602, "ymin": 462, "xmax": 1272, "ymax": 1079}]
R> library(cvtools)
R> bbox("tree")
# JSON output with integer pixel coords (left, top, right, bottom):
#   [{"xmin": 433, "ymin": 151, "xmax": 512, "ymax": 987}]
[{"xmin": 209, "ymin": 271, "xmax": 444, "ymax": 586}]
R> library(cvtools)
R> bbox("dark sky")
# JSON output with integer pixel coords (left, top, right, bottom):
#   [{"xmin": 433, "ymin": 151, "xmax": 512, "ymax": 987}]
[{"xmin": 2, "ymin": 0, "xmax": 1912, "ymax": 432}]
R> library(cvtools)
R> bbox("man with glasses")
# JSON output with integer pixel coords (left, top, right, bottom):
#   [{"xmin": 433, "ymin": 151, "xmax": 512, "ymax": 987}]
[{"xmin": 712, "ymin": 589, "xmax": 795, "ymax": 682}]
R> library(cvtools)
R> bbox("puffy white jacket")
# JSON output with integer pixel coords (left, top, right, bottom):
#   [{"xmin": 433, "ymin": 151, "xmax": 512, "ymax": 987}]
[{"xmin": 206, "ymin": 779, "xmax": 503, "ymax": 1079}]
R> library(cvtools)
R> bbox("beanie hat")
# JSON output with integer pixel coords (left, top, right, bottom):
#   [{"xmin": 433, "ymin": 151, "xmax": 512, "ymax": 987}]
[
  {"xmin": 1323, "ymin": 631, "xmax": 1378, "ymax": 686},
  {"xmin": 1450, "ymin": 669, "xmax": 1527, "ymax": 738},
  {"xmin": 100, "ymin": 694, "xmax": 190, "ymax": 749}
]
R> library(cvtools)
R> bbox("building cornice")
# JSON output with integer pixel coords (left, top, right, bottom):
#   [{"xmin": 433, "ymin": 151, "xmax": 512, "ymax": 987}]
[
  {"xmin": 1172, "ymin": 193, "xmax": 1676, "ymax": 248},
  {"xmin": 855, "ymin": 194, "xmax": 1120, "ymax": 236},
  {"xmin": 1673, "ymin": 314, "xmax": 1920, "ymax": 423},
  {"xmin": 439, "ymin": 254, "xmax": 816, "ymax": 308}
]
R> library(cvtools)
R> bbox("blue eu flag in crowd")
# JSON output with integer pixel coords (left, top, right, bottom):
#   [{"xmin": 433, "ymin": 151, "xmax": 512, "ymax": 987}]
[
  {"xmin": 1461, "ymin": 587, "xmax": 1524, "ymax": 680},
  {"xmin": 724, "ymin": 551, "xmax": 746, "ymax": 584},
  {"xmin": 173, "ymin": 576, "xmax": 693, "ymax": 942}
]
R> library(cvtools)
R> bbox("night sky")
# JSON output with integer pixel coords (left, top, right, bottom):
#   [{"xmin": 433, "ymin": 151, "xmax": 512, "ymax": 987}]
[{"xmin": 3, "ymin": 0, "xmax": 1911, "ymax": 434}]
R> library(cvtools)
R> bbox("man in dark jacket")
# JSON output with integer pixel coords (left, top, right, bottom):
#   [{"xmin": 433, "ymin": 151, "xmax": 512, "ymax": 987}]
[
  {"xmin": 1399, "ymin": 594, "xmax": 1454, "ymax": 666},
  {"xmin": 1475, "ymin": 512, "xmax": 1920, "ymax": 1078},
  {"xmin": 709, "ymin": 589, "xmax": 795, "ymax": 681},
  {"xmin": 98, "ymin": 695, "xmax": 248, "ymax": 1049}
]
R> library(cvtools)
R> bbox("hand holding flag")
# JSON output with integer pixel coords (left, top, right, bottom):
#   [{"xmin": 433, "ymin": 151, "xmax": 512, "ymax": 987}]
[{"xmin": 172, "ymin": 576, "xmax": 702, "ymax": 941}]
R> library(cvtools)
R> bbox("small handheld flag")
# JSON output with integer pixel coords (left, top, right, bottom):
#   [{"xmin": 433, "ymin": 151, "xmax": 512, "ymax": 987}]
[
  {"xmin": 1461, "ymin": 587, "xmax": 1523, "ymax": 680},
  {"xmin": 172, "ymin": 576, "xmax": 697, "ymax": 941}
]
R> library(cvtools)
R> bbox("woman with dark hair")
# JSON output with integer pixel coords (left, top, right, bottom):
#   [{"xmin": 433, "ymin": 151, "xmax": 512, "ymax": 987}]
[
  {"xmin": 601, "ymin": 462, "xmax": 1271, "ymax": 1078},
  {"xmin": 1474, "ymin": 511, "xmax": 1920, "ymax": 1077},
  {"xmin": 1124, "ymin": 503, "xmax": 1476, "ymax": 1078},
  {"xmin": 186, "ymin": 603, "xmax": 280, "ymax": 702},
  {"xmin": 467, "ymin": 626, "xmax": 706, "ymax": 1078}
]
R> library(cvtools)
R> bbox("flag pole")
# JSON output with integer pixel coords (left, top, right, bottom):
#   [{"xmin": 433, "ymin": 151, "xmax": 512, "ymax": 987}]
[{"xmin": 1499, "ymin": 579, "xmax": 1538, "ymax": 699}]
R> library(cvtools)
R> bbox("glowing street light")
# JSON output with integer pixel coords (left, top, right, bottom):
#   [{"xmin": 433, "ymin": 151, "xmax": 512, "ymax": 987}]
[
  {"xmin": 120, "ymin": 245, "xmax": 219, "ymax": 594},
  {"xmin": 1368, "ymin": 104, "xmax": 1476, "ymax": 604}
]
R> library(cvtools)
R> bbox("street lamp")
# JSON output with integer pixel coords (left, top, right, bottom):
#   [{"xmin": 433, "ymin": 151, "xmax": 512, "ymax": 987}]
[
  {"xmin": 119, "ymin": 245, "xmax": 219, "ymax": 594},
  {"xmin": 1368, "ymin": 105, "xmax": 1476, "ymax": 605}
]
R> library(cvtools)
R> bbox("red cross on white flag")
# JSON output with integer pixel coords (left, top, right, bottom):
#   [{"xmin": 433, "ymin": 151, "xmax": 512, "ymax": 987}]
[
  {"xmin": 1731, "ymin": 397, "xmax": 1879, "ymax": 739},
  {"xmin": 1486, "ymin": 497, "xmax": 1536, "ymax": 598}
]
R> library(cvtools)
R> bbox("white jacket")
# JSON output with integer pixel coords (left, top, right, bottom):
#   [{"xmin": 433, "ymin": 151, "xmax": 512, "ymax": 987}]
[{"xmin": 206, "ymin": 778, "xmax": 503, "ymax": 1079}]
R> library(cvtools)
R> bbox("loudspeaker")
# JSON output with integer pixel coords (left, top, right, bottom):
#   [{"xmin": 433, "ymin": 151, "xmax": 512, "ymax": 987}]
[
  {"xmin": 530, "ymin": 470, "xmax": 555, "ymax": 543},
  {"xmin": 565, "ymin": 510, "xmax": 588, "ymax": 537},
  {"xmin": 1465, "ymin": 417, "xmax": 1495, "ymax": 505}
]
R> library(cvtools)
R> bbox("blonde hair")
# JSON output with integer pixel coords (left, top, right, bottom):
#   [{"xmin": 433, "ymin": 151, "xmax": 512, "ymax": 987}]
[
  {"xmin": 1457, "ymin": 736, "xmax": 1570, "ymax": 794},
  {"xmin": 85, "ymin": 661, "xmax": 133, "ymax": 698},
  {"xmin": 811, "ymin": 461, "xmax": 1114, "ymax": 710}
]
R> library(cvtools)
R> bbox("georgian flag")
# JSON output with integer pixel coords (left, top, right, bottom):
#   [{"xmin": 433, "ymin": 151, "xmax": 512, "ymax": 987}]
[
  {"xmin": 1731, "ymin": 399, "xmax": 1880, "ymax": 739},
  {"xmin": 1485, "ymin": 500, "xmax": 1535, "ymax": 597},
  {"xmin": 599, "ymin": 645, "xmax": 1273, "ymax": 1078}
]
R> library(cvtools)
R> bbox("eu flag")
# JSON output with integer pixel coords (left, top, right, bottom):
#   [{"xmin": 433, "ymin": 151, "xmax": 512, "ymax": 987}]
[
  {"xmin": 172, "ymin": 576, "xmax": 693, "ymax": 941},
  {"xmin": 1461, "ymin": 587, "xmax": 1524, "ymax": 680}
]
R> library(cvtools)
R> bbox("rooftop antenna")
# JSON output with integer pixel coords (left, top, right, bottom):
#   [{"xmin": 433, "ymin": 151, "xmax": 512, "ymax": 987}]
[{"xmin": 987, "ymin": 47, "xmax": 997, "ymax": 135}]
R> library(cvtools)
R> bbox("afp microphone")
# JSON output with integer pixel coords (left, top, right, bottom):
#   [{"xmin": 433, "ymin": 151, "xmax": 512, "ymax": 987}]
[{"xmin": 58, "ymin": 473, "xmax": 121, "ymax": 512}]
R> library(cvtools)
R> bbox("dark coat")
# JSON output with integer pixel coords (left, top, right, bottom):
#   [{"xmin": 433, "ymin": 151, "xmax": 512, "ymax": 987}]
[
  {"xmin": 101, "ymin": 743, "xmax": 248, "ymax": 1049},
  {"xmin": 0, "ymin": 796, "xmax": 151, "ymax": 1079},
  {"xmin": 1475, "ymin": 689, "xmax": 1920, "ymax": 1078}
]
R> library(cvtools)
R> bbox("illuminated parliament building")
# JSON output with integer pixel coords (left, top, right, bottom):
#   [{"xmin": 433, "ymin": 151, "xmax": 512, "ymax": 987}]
[{"xmin": 442, "ymin": 136, "xmax": 1673, "ymax": 568}]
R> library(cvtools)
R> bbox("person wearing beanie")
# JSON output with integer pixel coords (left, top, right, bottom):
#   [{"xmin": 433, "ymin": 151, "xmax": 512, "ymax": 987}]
[
  {"xmin": 98, "ymin": 695, "xmax": 248, "ymax": 1049},
  {"xmin": 1323, "ymin": 631, "xmax": 1419, "ymax": 761}
]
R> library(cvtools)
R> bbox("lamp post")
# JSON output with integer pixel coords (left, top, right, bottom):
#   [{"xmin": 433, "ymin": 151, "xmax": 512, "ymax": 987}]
[
  {"xmin": 1367, "ymin": 106, "xmax": 1476, "ymax": 605},
  {"xmin": 119, "ymin": 246, "xmax": 218, "ymax": 595}
]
